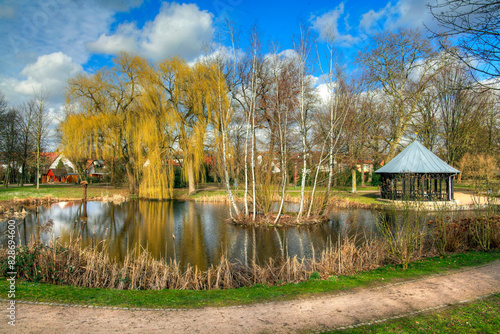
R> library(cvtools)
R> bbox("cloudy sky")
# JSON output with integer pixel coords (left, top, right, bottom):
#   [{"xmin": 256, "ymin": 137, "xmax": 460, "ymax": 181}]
[{"xmin": 0, "ymin": 0, "xmax": 440, "ymax": 111}]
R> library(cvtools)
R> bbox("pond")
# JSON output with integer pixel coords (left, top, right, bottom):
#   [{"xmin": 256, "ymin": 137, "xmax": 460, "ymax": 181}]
[{"xmin": 0, "ymin": 200, "xmax": 473, "ymax": 270}]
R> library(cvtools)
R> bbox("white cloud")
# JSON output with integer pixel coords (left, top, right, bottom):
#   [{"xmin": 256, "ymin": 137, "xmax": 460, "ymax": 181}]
[
  {"xmin": 0, "ymin": 0, "xmax": 118, "ymax": 78},
  {"xmin": 359, "ymin": 0, "xmax": 435, "ymax": 34},
  {"xmin": 87, "ymin": 22, "xmax": 140, "ymax": 55},
  {"xmin": 190, "ymin": 45, "xmax": 245, "ymax": 67},
  {"xmin": 311, "ymin": 3, "xmax": 361, "ymax": 46},
  {"xmin": 87, "ymin": 2, "xmax": 215, "ymax": 61},
  {"xmin": 1, "ymin": 52, "xmax": 82, "ymax": 105}
]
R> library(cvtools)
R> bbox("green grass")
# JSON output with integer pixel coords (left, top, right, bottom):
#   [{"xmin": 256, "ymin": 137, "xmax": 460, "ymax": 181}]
[
  {"xmin": 339, "ymin": 192, "xmax": 381, "ymax": 205},
  {"xmin": 0, "ymin": 184, "xmax": 127, "ymax": 201},
  {"xmin": 0, "ymin": 183, "xmax": 380, "ymax": 206},
  {"xmin": 329, "ymin": 293, "xmax": 500, "ymax": 333},
  {"xmin": 1, "ymin": 251, "xmax": 498, "ymax": 309}
]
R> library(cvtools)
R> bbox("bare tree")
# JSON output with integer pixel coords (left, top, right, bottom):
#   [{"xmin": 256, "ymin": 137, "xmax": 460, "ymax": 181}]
[
  {"xmin": 2, "ymin": 108, "xmax": 20, "ymax": 188},
  {"xmin": 434, "ymin": 63, "xmax": 492, "ymax": 165},
  {"xmin": 429, "ymin": 0, "xmax": 500, "ymax": 87},
  {"xmin": 18, "ymin": 99, "xmax": 36, "ymax": 186},
  {"xmin": 294, "ymin": 24, "xmax": 315, "ymax": 222},
  {"xmin": 209, "ymin": 24, "xmax": 241, "ymax": 219},
  {"xmin": 33, "ymin": 91, "xmax": 51, "ymax": 190},
  {"xmin": 359, "ymin": 28, "xmax": 440, "ymax": 162}
]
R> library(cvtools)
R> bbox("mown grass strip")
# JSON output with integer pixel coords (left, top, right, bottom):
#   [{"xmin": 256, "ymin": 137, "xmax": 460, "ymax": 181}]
[
  {"xmin": 0, "ymin": 184, "xmax": 125, "ymax": 201},
  {"xmin": 1, "ymin": 251, "xmax": 498, "ymax": 309},
  {"xmin": 328, "ymin": 293, "xmax": 500, "ymax": 333}
]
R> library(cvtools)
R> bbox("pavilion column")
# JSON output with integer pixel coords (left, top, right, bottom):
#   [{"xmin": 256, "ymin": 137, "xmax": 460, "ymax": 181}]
[
  {"xmin": 421, "ymin": 175, "xmax": 424, "ymax": 200},
  {"xmin": 439, "ymin": 177, "xmax": 442, "ymax": 200},
  {"xmin": 402, "ymin": 177, "xmax": 406, "ymax": 199},
  {"xmin": 434, "ymin": 178, "xmax": 438, "ymax": 200},
  {"xmin": 451, "ymin": 176, "xmax": 455, "ymax": 200},
  {"xmin": 447, "ymin": 176, "xmax": 452, "ymax": 201}
]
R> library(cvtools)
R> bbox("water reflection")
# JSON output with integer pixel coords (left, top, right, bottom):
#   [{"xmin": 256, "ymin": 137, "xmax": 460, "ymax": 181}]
[{"xmin": 2, "ymin": 200, "xmax": 384, "ymax": 270}]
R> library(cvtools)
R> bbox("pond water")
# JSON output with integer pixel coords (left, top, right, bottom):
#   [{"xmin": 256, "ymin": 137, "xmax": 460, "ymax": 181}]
[{"xmin": 0, "ymin": 200, "xmax": 473, "ymax": 270}]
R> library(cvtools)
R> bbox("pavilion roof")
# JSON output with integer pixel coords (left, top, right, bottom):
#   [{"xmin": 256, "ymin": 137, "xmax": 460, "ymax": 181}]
[{"xmin": 375, "ymin": 141, "xmax": 460, "ymax": 174}]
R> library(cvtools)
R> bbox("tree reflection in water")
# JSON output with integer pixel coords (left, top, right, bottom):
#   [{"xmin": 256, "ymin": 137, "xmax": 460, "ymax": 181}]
[{"xmin": 2, "ymin": 200, "xmax": 382, "ymax": 271}]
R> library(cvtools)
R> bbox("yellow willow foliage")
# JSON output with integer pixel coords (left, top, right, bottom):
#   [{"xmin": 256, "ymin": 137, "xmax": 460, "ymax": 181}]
[
  {"xmin": 62, "ymin": 52, "xmax": 231, "ymax": 198},
  {"xmin": 156, "ymin": 58, "xmax": 231, "ymax": 186},
  {"xmin": 59, "ymin": 114, "xmax": 98, "ymax": 171}
]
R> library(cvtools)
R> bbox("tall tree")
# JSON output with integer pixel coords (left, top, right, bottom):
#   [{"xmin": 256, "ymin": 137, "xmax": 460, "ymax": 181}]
[
  {"xmin": 66, "ymin": 53, "xmax": 143, "ymax": 194},
  {"xmin": 2, "ymin": 108, "xmax": 20, "ymax": 188},
  {"xmin": 294, "ymin": 25, "xmax": 315, "ymax": 222},
  {"xmin": 359, "ymin": 28, "xmax": 440, "ymax": 162},
  {"xmin": 18, "ymin": 99, "xmax": 36, "ymax": 186},
  {"xmin": 434, "ymin": 62, "xmax": 492, "ymax": 165},
  {"xmin": 33, "ymin": 91, "xmax": 51, "ymax": 190}
]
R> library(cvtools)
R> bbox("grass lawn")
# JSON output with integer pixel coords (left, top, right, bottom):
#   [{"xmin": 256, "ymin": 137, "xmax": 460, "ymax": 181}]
[
  {"xmin": 1, "ymin": 251, "xmax": 498, "ymax": 309},
  {"xmin": 0, "ymin": 182, "xmax": 381, "ymax": 207},
  {"xmin": 329, "ymin": 293, "xmax": 500, "ymax": 333},
  {"xmin": 0, "ymin": 184, "xmax": 127, "ymax": 201}
]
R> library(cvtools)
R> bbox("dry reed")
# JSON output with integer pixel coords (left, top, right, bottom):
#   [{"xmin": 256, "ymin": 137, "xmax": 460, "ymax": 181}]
[
  {"xmin": 2, "ymin": 215, "xmax": 499, "ymax": 291},
  {"xmin": 0, "ymin": 235, "xmax": 386, "ymax": 290}
]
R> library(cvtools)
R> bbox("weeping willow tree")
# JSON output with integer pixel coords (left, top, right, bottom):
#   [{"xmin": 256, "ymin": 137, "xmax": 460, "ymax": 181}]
[
  {"xmin": 63, "ymin": 53, "xmax": 144, "ymax": 194},
  {"xmin": 61, "ymin": 53, "xmax": 227, "ymax": 198},
  {"xmin": 58, "ymin": 112, "xmax": 97, "ymax": 179},
  {"xmin": 156, "ymin": 58, "xmax": 227, "ymax": 195}
]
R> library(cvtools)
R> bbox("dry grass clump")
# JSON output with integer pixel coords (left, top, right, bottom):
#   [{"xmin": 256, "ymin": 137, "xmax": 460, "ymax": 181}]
[
  {"xmin": 0, "ymin": 235, "xmax": 386, "ymax": 291},
  {"xmin": 428, "ymin": 215, "xmax": 500, "ymax": 253}
]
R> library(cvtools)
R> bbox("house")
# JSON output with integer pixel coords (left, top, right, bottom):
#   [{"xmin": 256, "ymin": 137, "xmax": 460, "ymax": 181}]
[
  {"xmin": 86, "ymin": 159, "xmax": 108, "ymax": 179},
  {"xmin": 43, "ymin": 168, "xmax": 68, "ymax": 183},
  {"xmin": 41, "ymin": 153, "xmax": 79, "ymax": 183}
]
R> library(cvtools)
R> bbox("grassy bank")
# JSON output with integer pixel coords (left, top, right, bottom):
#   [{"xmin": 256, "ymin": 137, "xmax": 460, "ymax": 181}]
[
  {"xmin": 1, "ymin": 251, "xmax": 498, "ymax": 309},
  {"xmin": 330, "ymin": 292, "xmax": 500, "ymax": 333},
  {"xmin": 0, "ymin": 183, "xmax": 380, "ymax": 210},
  {"xmin": 0, "ymin": 184, "xmax": 127, "ymax": 202}
]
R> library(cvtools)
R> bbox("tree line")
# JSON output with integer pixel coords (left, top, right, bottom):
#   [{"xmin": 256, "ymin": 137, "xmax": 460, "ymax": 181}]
[
  {"xmin": 1, "ymin": 0, "xmax": 498, "ymax": 224},
  {"xmin": 0, "ymin": 91, "xmax": 51, "ymax": 189}
]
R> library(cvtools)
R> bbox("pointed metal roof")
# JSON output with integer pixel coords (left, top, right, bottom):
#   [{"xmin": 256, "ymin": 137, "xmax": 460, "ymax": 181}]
[{"xmin": 375, "ymin": 141, "xmax": 460, "ymax": 174}]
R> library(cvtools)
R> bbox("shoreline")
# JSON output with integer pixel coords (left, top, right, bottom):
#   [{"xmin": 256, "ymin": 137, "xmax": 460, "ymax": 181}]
[{"xmin": 0, "ymin": 187, "xmax": 494, "ymax": 223}]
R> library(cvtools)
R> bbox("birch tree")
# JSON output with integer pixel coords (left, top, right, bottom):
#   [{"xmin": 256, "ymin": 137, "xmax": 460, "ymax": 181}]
[{"xmin": 294, "ymin": 25, "xmax": 314, "ymax": 222}]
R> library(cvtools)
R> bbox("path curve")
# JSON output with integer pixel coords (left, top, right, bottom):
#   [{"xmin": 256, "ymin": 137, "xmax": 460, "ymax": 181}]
[{"xmin": 6, "ymin": 261, "xmax": 500, "ymax": 334}]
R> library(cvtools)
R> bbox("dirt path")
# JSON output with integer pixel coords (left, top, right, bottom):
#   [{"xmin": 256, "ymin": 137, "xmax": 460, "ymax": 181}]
[{"xmin": 6, "ymin": 261, "xmax": 500, "ymax": 334}]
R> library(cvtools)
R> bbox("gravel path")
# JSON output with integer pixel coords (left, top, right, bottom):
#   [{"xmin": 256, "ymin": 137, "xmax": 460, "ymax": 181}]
[{"xmin": 4, "ymin": 261, "xmax": 500, "ymax": 334}]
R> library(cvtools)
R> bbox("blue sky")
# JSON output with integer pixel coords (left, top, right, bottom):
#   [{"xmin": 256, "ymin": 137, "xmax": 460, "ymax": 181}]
[{"xmin": 0, "ymin": 0, "xmax": 439, "ymax": 110}]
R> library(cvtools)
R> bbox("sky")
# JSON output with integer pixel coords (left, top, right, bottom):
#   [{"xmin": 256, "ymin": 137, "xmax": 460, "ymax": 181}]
[{"xmin": 0, "ymin": 0, "xmax": 441, "ymax": 113}]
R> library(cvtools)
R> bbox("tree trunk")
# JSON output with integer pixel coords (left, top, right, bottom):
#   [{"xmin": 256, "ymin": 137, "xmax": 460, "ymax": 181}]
[
  {"xmin": 36, "ymin": 147, "xmax": 40, "ymax": 190},
  {"xmin": 187, "ymin": 159, "xmax": 196, "ymax": 195},
  {"xmin": 21, "ymin": 163, "xmax": 26, "ymax": 186},
  {"xmin": 221, "ymin": 123, "xmax": 240, "ymax": 217},
  {"xmin": 243, "ymin": 117, "xmax": 250, "ymax": 216},
  {"xmin": 251, "ymin": 109, "xmax": 256, "ymax": 222},
  {"xmin": 125, "ymin": 163, "xmax": 136, "ymax": 194},
  {"xmin": 351, "ymin": 168, "xmax": 357, "ymax": 193},
  {"xmin": 361, "ymin": 167, "xmax": 365, "ymax": 187},
  {"xmin": 4, "ymin": 165, "xmax": 10, "ymax": 189}
]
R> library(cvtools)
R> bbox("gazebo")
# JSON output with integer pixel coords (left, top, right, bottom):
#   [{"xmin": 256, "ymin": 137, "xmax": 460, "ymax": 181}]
[{"xmin": 375, "ymin": 141, "xmax": 460, "ymax": 201}]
